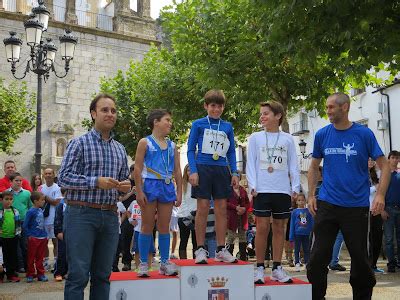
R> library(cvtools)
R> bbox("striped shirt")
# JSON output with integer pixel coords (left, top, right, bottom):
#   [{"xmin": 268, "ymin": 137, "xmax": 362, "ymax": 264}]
[{"xmin": 58, "ymin": 129, "xmax": 129, "ymax": 205}]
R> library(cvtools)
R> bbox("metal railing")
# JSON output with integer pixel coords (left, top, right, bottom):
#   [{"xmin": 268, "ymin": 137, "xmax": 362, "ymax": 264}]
[{"xmin": 292, "ymin": 119, "xmax": 309, "ymax": 135}]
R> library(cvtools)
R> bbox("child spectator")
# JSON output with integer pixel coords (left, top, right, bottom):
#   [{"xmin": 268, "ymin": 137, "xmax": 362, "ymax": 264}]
[
  {"xmin": 112, "ymin": 200, "xmax": 127, "ymax": 272},
  {"xmin": 170, "ymin": 206, "xmax": 179, "ymax": 259},
  {"xmin": 246, "ymin": 212, "xmax": 256, "ymax": 258},
  {"xmin": 227, "ymin": 185, "xmax": 250, "ymax": 261},
  {"xmin": 289, "ymin": 193, "xmax": 313, "ymax": 271},
  {"xmin": 0, "ymin": 190, "xmax": 21, "ymax": 282},
  {"xmin": 24, "ymin": 191, "xmax": 48, "ymax": 283},
  {"xmin": 54, "ymin": 188, "xmax": 67, "ymax": 281},
  {"xmin": 30, "ymin": 174, "xmax": 42, "ymax": 192}
]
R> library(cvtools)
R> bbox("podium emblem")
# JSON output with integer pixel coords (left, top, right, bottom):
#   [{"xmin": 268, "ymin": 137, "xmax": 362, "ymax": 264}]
[
  {"xmin": 188, "ymin": 274, "xmax": 199, "ymax": 288},
  {"xmin": 116, "ymin": 289, "xmax": 127, "ymax": 300}
]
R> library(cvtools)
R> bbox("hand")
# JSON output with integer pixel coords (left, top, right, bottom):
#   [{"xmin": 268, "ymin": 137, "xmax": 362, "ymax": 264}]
[
  {"xmin": 371, "ymin": 194, "xmax": 385, "ymax": 216},
  {"xmin": 174, "ymin": 195, "xmax": 182, "ymax": 207},
  {"xmin": 308, "ymin": 195, "xmax": 317, "ymax": 216},
  {"xmin": 238, "ymin": 207, "xmax": 246, "ymax": 215},
  {"xmin": 231, "ymin": 175, "xmax": 239, "ymax": 187},
  {"xmin": 130, "ymin": 219, "xmax": 138, "ymax": 226},
  {"xmin": 97, "ymin": 177, "xmax": 119, "ymax": 190},
  {"xmin": 117, "ymin": 180, "xmax": 132, "ymax": 193},
  {"xmin": 251, "ymin": 189, "xmax": 258, "ymax": 198},
  {"xmin": 189, "ymin": 173, "xmax": 199, "ymax": 187},
  {"xmin": 136, "ymin": 190, "xmax": 148, "ymax": 208},
  {"xmin": 57, "ymin": 233, "xmax": 63, "ymax": 240},
  {"xmin": 292, "ymin": 192, "xmax": 298, "ymax": 201},
  {"xmin": 381, "ymin": 210, "xmax": 389, "ymax": 221}
]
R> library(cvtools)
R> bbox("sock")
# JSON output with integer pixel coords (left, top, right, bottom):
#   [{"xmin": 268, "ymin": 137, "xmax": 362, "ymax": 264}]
[
  {"xmin": 158, "ymin": 233, "xmax": 171, "ymax": 264},
  {"xmin": 257, "ymin": 263, "xmax": 265, "ymax": 269},
  {"xmin": 272, "ymin": 262, "xmax": 281, "ymax": 270},
  {"xmin": 138, "ymin": 233, "xmax": 152, "ymax": 263},
  {"xmin": 216, "ymin": 245, "xmax": 224, "ymax": 253}
]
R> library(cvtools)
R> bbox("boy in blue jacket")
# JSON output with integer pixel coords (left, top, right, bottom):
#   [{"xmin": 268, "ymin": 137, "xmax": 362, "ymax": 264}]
[{"xmin": 289, "ymin": 193, "xmax": 313, "ymax": 271}]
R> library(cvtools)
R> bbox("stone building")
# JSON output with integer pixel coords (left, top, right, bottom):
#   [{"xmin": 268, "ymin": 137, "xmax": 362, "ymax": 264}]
[{"xmin": 0, "ymin": 0, "xmax": 157, "ymax": 177}]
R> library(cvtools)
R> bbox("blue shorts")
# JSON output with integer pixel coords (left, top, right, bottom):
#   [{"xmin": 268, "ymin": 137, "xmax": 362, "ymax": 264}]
[
  {"xmin": 191, "ymin": 164, "xmax": 232, "ymax": 200},
  {"xmin": 132, "ymin": 231, "xmax": 156, "ymax": 254},
  {"xmin": 143, "ymin": 178, "xmax": 176, "ymax": 203}
]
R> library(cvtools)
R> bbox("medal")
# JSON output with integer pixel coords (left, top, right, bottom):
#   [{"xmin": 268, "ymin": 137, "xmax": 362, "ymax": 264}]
[
  {"xmin": 267, "ymin": 165, "xmax": 274, "ymax": 173},
  {"xmin": 165, "ymin": 178, "xmax": 171, "ymax": 185},
  {"xmin": 213, "ymin": 153, "xmax": 219, "ymax": 160},
  {"xmin": 264, "ymin": 131, "xmax": 280, "ymax": 173}
]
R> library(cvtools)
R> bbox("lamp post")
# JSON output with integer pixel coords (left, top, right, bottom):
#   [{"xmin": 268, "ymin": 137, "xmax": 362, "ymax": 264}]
[
  {"xmin": 298, "ymin": 139, "xmax": 311, "ymax": 158},
  {"xmin": 3, "ymin": 0, "xmax": 77, "ymax": 174}
]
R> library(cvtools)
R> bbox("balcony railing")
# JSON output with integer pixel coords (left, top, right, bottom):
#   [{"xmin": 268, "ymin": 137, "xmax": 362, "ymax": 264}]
[{"xmin": 291, "ymin": 119, "xmax": 309, "ymax": 136}]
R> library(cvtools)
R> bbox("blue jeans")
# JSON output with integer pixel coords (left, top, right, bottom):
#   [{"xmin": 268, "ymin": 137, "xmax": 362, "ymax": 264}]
[
  {"xmin": 330, "ymin": 231, "xmax": 344, "ymax": 266},
  {"xmin": 294, "ymin": 235, "xmax": 310, "ymax": 264},
  {"xmin": 64, "ymin": 205, "xmax": 119, "ymax": 300},
  {"xmin": 383, "ymin": 206, "xmax": 400, "ymax": 266},
  {"xmin": 205, "ymin": 235, "xmax": 217, "ymax": 258}
]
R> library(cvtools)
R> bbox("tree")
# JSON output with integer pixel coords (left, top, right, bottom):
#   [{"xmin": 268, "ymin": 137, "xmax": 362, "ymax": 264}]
[{"xmin": 0, "ymin": 78, "xmax": 36, "ymax": 153}]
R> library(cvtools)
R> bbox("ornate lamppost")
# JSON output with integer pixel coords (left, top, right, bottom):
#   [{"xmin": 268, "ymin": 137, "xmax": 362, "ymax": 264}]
[{"xmin": 3, "ymin": 0, "xmax": 77, "ymax": 174}]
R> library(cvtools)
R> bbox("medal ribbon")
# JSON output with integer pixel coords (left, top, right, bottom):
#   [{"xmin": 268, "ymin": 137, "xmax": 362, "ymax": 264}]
[
  {"xmin": 207, "ymin": 116, "xmax": 221, "ymax": 154},
  {"xmin": 264, "ymin": 131, "xmax": 280, "ymax": 165}
]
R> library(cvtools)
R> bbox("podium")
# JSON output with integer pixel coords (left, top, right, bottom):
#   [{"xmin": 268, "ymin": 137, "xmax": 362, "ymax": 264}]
[{"xmin": 109, "ymin": 260, "xmax": 311, "ymax": 300}]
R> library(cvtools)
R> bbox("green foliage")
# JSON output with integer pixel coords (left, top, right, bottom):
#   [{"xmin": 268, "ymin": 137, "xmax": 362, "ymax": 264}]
[{"xmin": 0, "ymin": 78, "xmax": 36, "ymax": 153}]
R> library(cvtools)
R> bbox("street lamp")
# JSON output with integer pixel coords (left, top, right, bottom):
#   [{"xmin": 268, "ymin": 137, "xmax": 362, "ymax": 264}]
[
  {"xmin": 299, "ymin": 139, "xmax": 311, "ymax": 158},
  {"xmin": 3, "ymin": 0, "xmax": 77, "ymax": 174}
]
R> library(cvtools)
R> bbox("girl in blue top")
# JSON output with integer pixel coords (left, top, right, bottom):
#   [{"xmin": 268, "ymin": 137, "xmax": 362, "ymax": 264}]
[{"xmin": 134, "ymin": 109, "xmax": 182, "ymax": 277}]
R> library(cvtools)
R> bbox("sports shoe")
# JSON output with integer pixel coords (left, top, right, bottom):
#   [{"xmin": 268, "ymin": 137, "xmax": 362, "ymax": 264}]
[
  {"xmin": 121, "ymin": 264, "xmax": 131, "ymax": 271},
  {"xmin": 137, "ymin": 262, "xmax": 149, "ymax": 277},
  {"xmin": 195, "ymin": 248, "xmax": 209, "ymax": 264},
  {"xmin": 170, "ymin": 254, "xmax": 178, "ymax": 259},
  {"xmin": 38, "ymin": 275, "xmax": 48, "ymax": 282},
  {"xmin": 271, "ymin": 266, "xmax": 293, "ymax": 283},
  {"xmin": 26, "ymin": 276, "xmax": 33, "ymax": 283},
  {"xmin": 247, "ymin": 243, "xmax": 253, "ymax": 250},
  {"xmin": 8, "ymin": 275, "xmax": 20, "ymax": 282},
  {"xmin": 329, "ymin": 264, "xmax": 346, "ymax": 271},
  {"xmin": 159, "ymin": 260, "xmax": 178, "ymax": 276},
  {"xmin": 373, "ymin": 267, "xmax": 384, "ymax": 274},
  {"xmin": 295, "ymin": 263, "xmax": 301, "ymax": 272},
  {"xmin": 55, "ymin": 275, "xmax": 63, "ymax": 282},
  {"xmin": 215, "ymin": 247, "xmax": 238, "ymax": 263},
  {"xmin": 18, "ymin": 267, "xmax": 26, "ymax": 273},
  {"xmin": 254, "ymin": 266, "xmax": 265, "ymax": 284}
]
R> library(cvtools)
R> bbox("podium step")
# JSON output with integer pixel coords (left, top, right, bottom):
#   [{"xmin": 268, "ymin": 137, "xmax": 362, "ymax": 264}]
[{"xmin": 255, "ymin": 277, "xmax": 311, "ymax": 299}]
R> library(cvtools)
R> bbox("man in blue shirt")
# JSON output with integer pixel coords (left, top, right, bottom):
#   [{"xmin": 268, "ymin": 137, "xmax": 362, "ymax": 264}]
[
  {"xmin": 307, "ymin": 92, "xmax": 390, "ymax": 300},
  {"xmin": 58, "ymin": 94, "xmax": 130, "ymax": 300},
  {"xmin": 381, "ymin": 150, "xmax": 400, "ymax": 273}
]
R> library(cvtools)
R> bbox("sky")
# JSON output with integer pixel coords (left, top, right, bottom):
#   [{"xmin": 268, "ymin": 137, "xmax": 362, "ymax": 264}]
[{"xmin": 151, "ymin": 0, "xmax": 179, "ymax": 19}]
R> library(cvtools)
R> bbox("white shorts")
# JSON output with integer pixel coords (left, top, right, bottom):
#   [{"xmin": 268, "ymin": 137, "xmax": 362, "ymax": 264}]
[
  {"xmin": 169, "ymin": 216, "xmax": 179, "ymax": 232},
  {"xmin": 44, "ymin": 224, "xmax": 55, "ymax": 239}
]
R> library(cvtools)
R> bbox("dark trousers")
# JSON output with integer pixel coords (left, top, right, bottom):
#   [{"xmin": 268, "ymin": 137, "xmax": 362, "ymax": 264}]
[
  {"xmin": 2, "ymin": 237, "xmax": 18, "ymax": 277},
  {"xmin": 369, "ymin": 213, "xmax": 383, "ymax": 268},
  {"xmin": 295, "ymin": 234, "xmax": 310, "ymax": 264},
  {"xmin": 113, "ymin": 234, "xmax": 123, "ymax": 269},
  {"xmin": 178, "ymin": 218, "xmax": 197, "ymax": 259},
  {"xmin": 307, "ymin": 201, "xmax": 375, "ymax": 300},
  {"xmin": 17, "ymin": 226, "xmax": 27, "ymax": 269},
  {"xmin": 55, "ymin": 238, "xmax": 68, "ymax": 277},
  {"xmin": 120, "ymin": 220, "xmax": 134, "ymax": 265}
]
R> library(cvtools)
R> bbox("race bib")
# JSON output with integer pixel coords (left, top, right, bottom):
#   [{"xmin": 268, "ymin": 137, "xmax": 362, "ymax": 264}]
[
  {"xmin": 131, "ymin": 204, "xmax": 141, "ymax": 220},
  {"xmin": 201, "ymin": 128, "xmax": 230, "ymax": 157},
  {"xmin": 259, "ymin": 146, "xmax": 288, "ymax": 170}
]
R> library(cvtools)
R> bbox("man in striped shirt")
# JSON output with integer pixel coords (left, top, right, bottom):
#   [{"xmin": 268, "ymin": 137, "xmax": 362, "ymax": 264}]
[{"xmin": 58, "ymin": 93, "xmax": 130, "ymax": 300}]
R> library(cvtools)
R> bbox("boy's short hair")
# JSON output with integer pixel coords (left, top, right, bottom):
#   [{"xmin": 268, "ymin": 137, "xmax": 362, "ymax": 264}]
[
  {"xmin": 388, "ymin": 150, "xmax": 400, "ymax": 159},
  {"xmin": 2, "ymin": 190, "xmax": 13, "ymax": 199},
  {"xmin": 260, "ymin": 101, "xmax": 285, "ymax": 125},
  {"xmin": 204, "ymin": 89, "xmax": 226, "ymax": 105},
  {"xmin": 146, "ymin": 109, "xmax": 171, "ymax": 130},
  {"xmin": 9, "ymin": 172, "xmax": 22, "ymax": 181},
  {"xmin": 31, "ymin": 191, "xmax": 43, "ymax": 202}
]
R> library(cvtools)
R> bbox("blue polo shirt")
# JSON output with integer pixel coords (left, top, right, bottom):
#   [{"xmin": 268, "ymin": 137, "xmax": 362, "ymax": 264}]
[
  {"xmin": 313, "ymin": 123, "xmax": 384, "ymax": 207},
  {"xmin": 385, "ymin": 171, "xmax": 400, "ymax": 207}
]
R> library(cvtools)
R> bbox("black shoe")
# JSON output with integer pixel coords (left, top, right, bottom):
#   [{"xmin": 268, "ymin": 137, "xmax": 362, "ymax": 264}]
[
  {"xmin": 329, "ymin": 264, "xmax": 346, "ymax": 271},
  {"xmin": 121, "ymin": 264, "xmax": 131, "ymax": 271},
  {"xmin": 112, "ymin": 267, "xmax": 120, "ymax": 272},
  {"xmin": 18, "ymin": 268, "xmax": 26, "ymax": 273}
]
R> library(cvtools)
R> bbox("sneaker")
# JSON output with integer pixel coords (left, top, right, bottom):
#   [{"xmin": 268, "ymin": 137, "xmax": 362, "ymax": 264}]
[
  {"xmin": 26, "ymin": 276, "xmax": 33, "ymax": 283},
  {"xmin": 373, "ymin": 267, "xmax": 384, "ymax": 274},
  {"xmin": 112, "ymin": 267, "xmax": 120, "ymax": 272},
  {"xmin": 195, "ymin": 248, "xmax": 209, "ymax": 264},
  {"xmin": 215, "ymin": 247, "xmax": 238, "ymax": 263},
  {"xmin": 55, "ymin": 275, "xmax": 63, "ymax": 282},
  {"xmin": 247, "ymin": 243, "xmax": 253, "ymax": 250},
  {"xmin": 137, "ymin": 262, "xmax": 149, "ymax": 277},
  {"xmin": 8, "ymin": 276, "xmax": 20, "ymax": 283},
  {"xmin": 271, "ymin": 266, "xmax": 293, "ymax": 283},
  {"xmin": 254, "ymin": 266, "xmax": 265, "ymax": 284},
  {"xmin": 159, "ymin": 261, "xmax": 178, "ymax": 276},
  {"xmin": 122, "ymin": 264, "xmax": 131, "ymax": 271},
  {"xmin": 329, "ymin": 264, "xmax": 346, "ymax": 271},
  {"xmin": 38, "ymin": 275, "xmax": 48, "ymax": 282},
  {"xmin": 295, "ymin": 263, "xmax": 301, "ymax": 272},
  {"xmin": 170, "ymin": 254, "xmax": 178, "ymax": 259}
]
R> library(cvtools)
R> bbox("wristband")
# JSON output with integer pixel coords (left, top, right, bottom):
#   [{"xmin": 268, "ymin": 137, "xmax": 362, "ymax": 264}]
[{"xmin": 232, "ymin": 172, "xmax": 239, "ymax": 177}]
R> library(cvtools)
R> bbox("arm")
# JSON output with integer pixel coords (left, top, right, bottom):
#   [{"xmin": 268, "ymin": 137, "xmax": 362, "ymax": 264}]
[
  {"xmin": 23, "ymin": 211, "xmax": 32, "ymax": 237},
  {"xmin": 307, "ymin": 158, "xmax": 323, "ymax": 216},
  {"xmin": 226, "ymin": 125, "xmax": 239, "ymax": 187},
  {"xmin": 173, "ymin": 147, "xmax": 183, "ymax": 207},
  {"xmin": 372, "ymin": 155, "xmax": 390, "ymax": 215},
  {"xmin": 187, "ymin": 121, "xmax": 199, "ymax": 174},
  {"xmin": 133, "ymin": 138, "xmax": 148, "ymax": 208},
  {"xmin": 45, "ymin": 187, "xmax": 62, "ymax": 206},
  {"xmin": 246, "ymin": 134, "xmax": 257, "ymax": 195}
]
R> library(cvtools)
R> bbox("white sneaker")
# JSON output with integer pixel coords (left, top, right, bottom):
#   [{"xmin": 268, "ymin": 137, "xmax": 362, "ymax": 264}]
[
  {"xmin": 215, "ymin": 247, "xmax": 238, "ymax": 263},
  {"xmin": 195, "ymin": 248, "xmax": 209, "ymax": 264},
  {"xmin": 159, "ymin": 260, "xmax": 178, "ymax": 276},
  {"xmin": 295, "ymin": 263, "xmax": 301, "ymax": 272},
  {"xmin": 137, "ymin": 262, "xmax": 149, "ymax": 277},
  {"xmin": 247, "ymin": 243, "xmax": 253, "ymax": 250},
  {"xmin": 254, "ymin": 266, "xmax": 265, "ymax": 284},
  {"xmin": 271, "ymin": 266, "xmax": 293, "ymax": 283}
]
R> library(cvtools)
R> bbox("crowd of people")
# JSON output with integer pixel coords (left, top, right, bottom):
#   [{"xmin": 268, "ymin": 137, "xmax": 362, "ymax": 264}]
[{"xmin": 0, "ymin": 91, "xmax": 398, "ymax": 300}]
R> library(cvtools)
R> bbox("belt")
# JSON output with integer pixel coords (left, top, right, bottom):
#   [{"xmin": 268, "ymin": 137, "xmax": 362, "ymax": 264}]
[{"xmin": 67, "ymin": 200, "xmax": 117, "ymax": 212}]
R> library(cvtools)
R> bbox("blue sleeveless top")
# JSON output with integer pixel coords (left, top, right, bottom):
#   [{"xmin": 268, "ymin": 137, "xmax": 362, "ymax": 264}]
[{"xmin": 142, "ymin": 135, "xmax": 175, "ymax": 180}]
